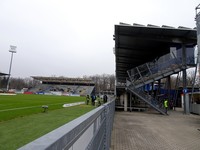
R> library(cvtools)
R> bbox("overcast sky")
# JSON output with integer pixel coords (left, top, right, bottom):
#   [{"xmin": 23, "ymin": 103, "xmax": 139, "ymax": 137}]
[{"xmin": 0, "ymin": 0, "xmax": 199, "ymax": 78}]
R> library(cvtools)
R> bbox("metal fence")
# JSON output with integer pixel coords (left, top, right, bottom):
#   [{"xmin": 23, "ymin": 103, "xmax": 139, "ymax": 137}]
[{"xmin": 18, "ymin": 99, "xmax": 115, "ymax": 150}]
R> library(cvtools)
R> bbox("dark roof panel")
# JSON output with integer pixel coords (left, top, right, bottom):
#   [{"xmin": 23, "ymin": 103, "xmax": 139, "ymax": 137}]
[{"xmin": 0, "ymin": 72, "xmax": 8, "ymax": 76}]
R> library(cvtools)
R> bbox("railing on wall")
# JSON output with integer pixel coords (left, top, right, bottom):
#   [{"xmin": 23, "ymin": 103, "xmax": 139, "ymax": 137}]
[{"xmin": 18, "ymin": 99, "xmax": 115, "ymax": 150}]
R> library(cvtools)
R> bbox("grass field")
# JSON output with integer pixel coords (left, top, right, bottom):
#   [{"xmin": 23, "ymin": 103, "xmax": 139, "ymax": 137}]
[
  {"xmin": 0, "ymin": 94, "xmax": 87, "ymax": 122},
  {"xmin": 0, "ymin": 94, "xmax": 94, "ymax": 150}
]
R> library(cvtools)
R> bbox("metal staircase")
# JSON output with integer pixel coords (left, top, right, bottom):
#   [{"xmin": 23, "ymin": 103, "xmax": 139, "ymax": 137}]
[
  {"xmin": 126, "ymin": 49, "xmax": 195, "ymax": 115},
  {"xmin": 127, "ymin": 85, "xmax": 167, "ymax": 115}
]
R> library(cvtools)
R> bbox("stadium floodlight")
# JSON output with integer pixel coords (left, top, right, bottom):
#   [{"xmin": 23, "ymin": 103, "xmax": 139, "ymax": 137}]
[
  {"xmin": 9, "ymin": 45, "xmax": 17, "ymax": 53},
  {"xmin": 6, "ymin": 45, "xmax": 17, "ymax": 91}
]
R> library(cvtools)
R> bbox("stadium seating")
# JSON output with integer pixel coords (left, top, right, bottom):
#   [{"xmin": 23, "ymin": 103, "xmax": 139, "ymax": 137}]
[
  {"xmin": 28, "ymin": 84, "xmax": 94, "ymax": 96},
  {"xmin": 28, "ymin": 76, "xmax": 95, "ymax": 96}
]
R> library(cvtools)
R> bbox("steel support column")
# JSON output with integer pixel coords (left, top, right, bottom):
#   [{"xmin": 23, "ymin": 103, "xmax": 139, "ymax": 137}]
[
  {"xmin": 167, "ymin": 76, "xmax": 171, "ymax": 108},
  {"xmin": 124, "ymin": 92, "xmax": 128, "ymax": 111},
  {"xmin": 129, "ymin": 92, "xmax": 132, "ymax": 112},
  {"xmin": 182, "ymin": 44, "xmax": 188, "ymax": 114},
  {"xmin": 195, "ymin": 5, "xmax": 200, "ymax": 102}
]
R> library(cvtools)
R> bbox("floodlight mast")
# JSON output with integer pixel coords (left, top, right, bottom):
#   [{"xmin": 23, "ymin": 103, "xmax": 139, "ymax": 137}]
[{"xmin": 6, "ymin": 45, "xmax": 17, "ymax": 91}]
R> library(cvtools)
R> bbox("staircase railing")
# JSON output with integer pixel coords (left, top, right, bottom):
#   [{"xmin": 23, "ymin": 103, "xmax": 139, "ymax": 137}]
[
  {"xmin": 126, "ymin": 48, "xmax": 196, "ymax": 115},
  {"xmin": 127, "ymin": 51, "xmax": 183, "ymax": 87},
  {"xmin": 127, "ymin": 85, "xmax": 167, "ymax": 115}
]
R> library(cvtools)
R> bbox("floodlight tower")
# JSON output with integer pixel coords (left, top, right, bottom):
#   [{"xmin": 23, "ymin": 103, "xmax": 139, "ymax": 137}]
[{"xmin": 6, "ymin": 45, "xmax": 17, "ymax": 91}]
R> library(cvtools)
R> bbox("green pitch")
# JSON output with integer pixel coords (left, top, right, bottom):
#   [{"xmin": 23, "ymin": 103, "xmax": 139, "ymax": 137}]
[
  {"xmin": 0, "ymin": 94, "xmax": 94, "ymax": 150},
  {"xmin": 0, "ymin": 94, "xmax": 86, "ymax": 121}
]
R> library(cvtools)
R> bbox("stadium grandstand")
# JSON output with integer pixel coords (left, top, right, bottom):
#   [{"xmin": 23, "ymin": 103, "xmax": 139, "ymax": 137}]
[
  {"xmin": 0, "ymin": 72, "xmax": 8, "ymax": 76},
  {"xmin": 114, "ymin": 23, "xmax": 198, "ymax": 114},
  {"xmin": 27, "ymin": 76, "xmax": 95, "ymax": 96},
  {"xmin": 0, "ymin": 72, "xmax": 8, "ymax": 92}
]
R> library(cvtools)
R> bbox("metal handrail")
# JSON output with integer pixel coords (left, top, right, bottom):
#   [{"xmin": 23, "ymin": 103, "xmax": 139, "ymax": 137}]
[
  {"xmin": 127, "ymin": 48, "xmax": 195, "ymax": 86},
  {"xmin": 127, "ymin": 86, "xmax": 166, "ymax": 115}
]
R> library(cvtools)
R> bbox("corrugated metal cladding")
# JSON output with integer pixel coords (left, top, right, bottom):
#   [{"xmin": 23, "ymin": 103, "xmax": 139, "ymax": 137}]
[{"xmin": 114, "ymin": 23, "xmax": 197, "ymax": 83}]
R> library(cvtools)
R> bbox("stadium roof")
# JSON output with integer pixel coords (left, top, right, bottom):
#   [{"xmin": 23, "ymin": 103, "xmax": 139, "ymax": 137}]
[
  {"xmin": 114, "ymin": 23, "xmax": 197, "ymax": 83},
  {"xmin": 0, "ymin": 72, "xmax": 8, "ymax": 76},
  {"xmin": 31, "ymin": 76, "xmax": 95, "ymax": 85}
]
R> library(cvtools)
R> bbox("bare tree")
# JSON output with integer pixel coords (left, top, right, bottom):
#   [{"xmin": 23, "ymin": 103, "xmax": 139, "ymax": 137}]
[
  {"xmin": 83, "ymin": 74, "xmax": 115, "ymax": 93},
  {"xmin": 162, "ymin": 69, "xmax": 200, "ymax": 90},
  {"xmin": 186, "ymin": 69, "xmax": 200, "ymax": 87},
  {"xmin": 8, "ymin": 77, "xmax": 40, "ymax": 90}
]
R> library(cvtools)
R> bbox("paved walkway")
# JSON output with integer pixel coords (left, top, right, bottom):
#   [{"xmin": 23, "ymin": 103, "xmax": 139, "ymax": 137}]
[{"xmin": 111, "ymin": 108, "xmax": 200, "ymax": 150}]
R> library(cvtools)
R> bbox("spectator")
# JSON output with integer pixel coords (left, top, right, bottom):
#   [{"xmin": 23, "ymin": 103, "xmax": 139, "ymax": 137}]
[
  {"xmin": 91, "ymin": 95, "xmax": 96, "ymax": 106},
  {"xmin": 86, "ymin": 95, "xmax": 90, "ymax": 105},
  {"xmin": 103, "ymin": 95, "xmax": 108, "ymax": 103}
]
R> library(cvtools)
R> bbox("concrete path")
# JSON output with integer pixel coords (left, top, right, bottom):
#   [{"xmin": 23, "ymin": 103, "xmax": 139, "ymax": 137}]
[{"xmin": 111, "ymin": 108, "xmax": 200, "ymax": 150}]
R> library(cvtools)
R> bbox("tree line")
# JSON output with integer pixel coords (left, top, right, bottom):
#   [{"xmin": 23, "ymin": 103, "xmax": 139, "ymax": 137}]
[
  {"xmin": 0, "ymin": 77, "xmax": 40, "ymax": 90},
  {"xmin": 0, "ymin": 70, "xmax": 199, "ymax": 92},
  {"xmin": 0, "ymin": 74, "xmax": 115, "ymax": 93},
  {"xmin": 83, "ymin": 74, "xmax": 115, "ymax": 93}
]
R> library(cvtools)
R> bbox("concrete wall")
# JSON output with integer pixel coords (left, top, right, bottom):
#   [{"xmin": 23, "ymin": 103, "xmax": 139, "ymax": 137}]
[{"xmin": 190, "ymin": 104, "xmax": 200, "ymax": 115}]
